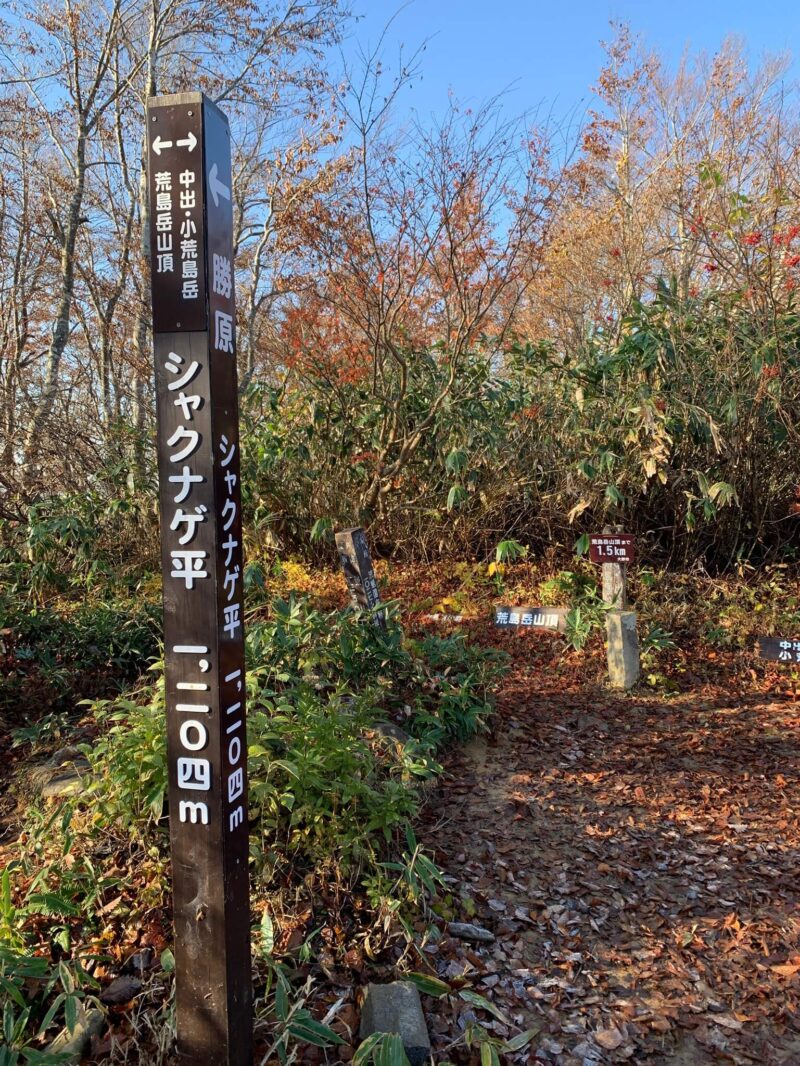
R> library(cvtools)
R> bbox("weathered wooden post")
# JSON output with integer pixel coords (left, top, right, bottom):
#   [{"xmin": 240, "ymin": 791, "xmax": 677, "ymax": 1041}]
[
  {"xmin": 600, "ymin": 525, "xmax": 628, "ymax": 609},
  {"xmin": 335, "ymin": 527, "xmax": 385, "ymax": 626},
  {"xmin": 589, "ymin": 527, "xmax": 640, "ymax": 690},
  {"xmin": 147, "ymin": 92, "xmax": 252, "ymax": 1065}
]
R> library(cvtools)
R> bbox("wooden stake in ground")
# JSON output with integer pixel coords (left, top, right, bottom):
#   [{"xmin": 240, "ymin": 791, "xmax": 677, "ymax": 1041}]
[
  {"xmin": 602, "ymin": 549, "xmax": 627, "ymax": 608},
  {"xmin": 147, "ymin": 92, "xmax": 252, "ymax": 1066},
  {"xmin": 335, "ymin": 527, "xmax": 385, "ymax": 626}
]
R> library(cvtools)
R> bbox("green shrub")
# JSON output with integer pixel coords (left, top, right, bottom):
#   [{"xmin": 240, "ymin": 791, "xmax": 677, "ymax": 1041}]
[
  {"xmin": 72, "ymin": 598, "xmax": 504, "ymax": 886},
  {"xmin": 0, "ymin": 944, "xmax": 99, "ymax": 1064},
  {"xmin": 1, "ymin": 600, "xmax": 160, "ymax": 718},
  {"xmin": 246, "ymin": 690, "xmax": 427, "ymax": 876}
]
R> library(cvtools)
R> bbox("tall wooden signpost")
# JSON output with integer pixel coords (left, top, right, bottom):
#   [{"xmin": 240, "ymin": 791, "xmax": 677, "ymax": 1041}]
[{"xmin": 147, "ymin": 92, "xmax": 252, "ymax": 1065}]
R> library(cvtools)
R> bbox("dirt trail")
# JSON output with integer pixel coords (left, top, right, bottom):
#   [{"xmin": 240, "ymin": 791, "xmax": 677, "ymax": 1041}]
[{"xmin": 418, "ymin": 632, "xmax": 800, "ymax": 1064}]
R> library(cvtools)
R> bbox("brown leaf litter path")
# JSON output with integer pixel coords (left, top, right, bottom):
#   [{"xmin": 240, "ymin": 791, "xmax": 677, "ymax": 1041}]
[{"xmin": 416, "ymin": 630, "xmax": 800, "ymax": 1064}]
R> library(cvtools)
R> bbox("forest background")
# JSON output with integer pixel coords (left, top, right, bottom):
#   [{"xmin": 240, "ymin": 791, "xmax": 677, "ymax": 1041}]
[{"xmin": 3, "ymin": 0, "xmax": 800, "ymax": 581}]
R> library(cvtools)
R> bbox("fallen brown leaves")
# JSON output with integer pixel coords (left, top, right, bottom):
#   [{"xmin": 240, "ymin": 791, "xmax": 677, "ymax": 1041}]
[
  {"xmin": 7, "ymin": 561, "xmax": 800, "ymax": 1064},
  {"xmin": 415, "ymin": 623, "xmax": 800, "ymax": 1064}
]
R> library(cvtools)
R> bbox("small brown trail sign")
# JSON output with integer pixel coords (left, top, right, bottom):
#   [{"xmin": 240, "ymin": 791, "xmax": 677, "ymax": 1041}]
[
  {"xmin": 588, "ymin": 533, "xmax": 635, "ymax": 564},
  {"xmin": 147, "ymin": 92, "xmax": 251, "ymax": 1065},
  {"xmin": 759, "ymin": 637, "xmax": 800, "ymax": 663}
]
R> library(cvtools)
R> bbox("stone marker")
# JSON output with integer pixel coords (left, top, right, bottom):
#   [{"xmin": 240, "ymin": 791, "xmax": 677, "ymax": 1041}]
[
  {"xmin": 602, "ymin": 560, "xmax": 627, "ymax": 611},
  {"xmin": 369, "ymin": 721, "xmax": 410, "ymax": 746},
  {"xmin": 360, "ymin": 982, "xmax": 431, "ymax": 1066},
  {"xmin": 40, "ymin": 771, "xmax": 88, "ymax": 801},
  {"xmin": 100, "ymin": 975, "xmax": 143, "ymax": 1005},
  {"xmin": 594, "ymin": 526, "xmax": 640, "ymax": 690},
  {"xmin": 607, "ymin": 611, "xmax": 641, "ymax": 690},
  {"xmin": 35, "ymin": 750, "xmax": 92, "ymax": 800},
  {"xmin": 448, "ymin": 921, "xmax": 496, "ymax": 943},
  {"xmin": 46, "ymin": 1007, "xmax": 105, "ymax": 1062},
  {"xmin": 494, "ymin": 606, "xmax": 568, "ymax": 632}
]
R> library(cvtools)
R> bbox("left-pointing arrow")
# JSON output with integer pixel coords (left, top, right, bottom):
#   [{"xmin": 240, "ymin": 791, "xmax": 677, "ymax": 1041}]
[{"xmin": 151, "ymin": 135, "xmax": 173, "ymax": 155}]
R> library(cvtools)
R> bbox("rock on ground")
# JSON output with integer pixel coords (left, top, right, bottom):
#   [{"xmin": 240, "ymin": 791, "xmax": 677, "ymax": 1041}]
[
  {"xmin": 448, "ymin": 921, "xmax": 495, "ymax": 943},
  {"xmin": 359, "ymin": 981, "xmax": 431, "ymax": 1066},
  {"xmin": 100, "ymin": 975, "xmax": 143, "ymax": 1005},
  {"xmin": 46, "ymin": 1007, "xmax": 105, "ymax": 1061}
]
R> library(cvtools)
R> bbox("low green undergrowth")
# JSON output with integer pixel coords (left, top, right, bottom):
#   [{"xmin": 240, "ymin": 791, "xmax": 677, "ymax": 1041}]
[
  {"xmin": 0, "ymin": 598, "xmax": 160, "ymax": 722},
  {"xmin": 1, "ymin": 597, "xmax": 504, "ymax": 1060},
  {"xmin": 0, "ymin": 945, "xmax": 100, "ymax": 1065},
  {"xmin": 82, "ymin": 596, "xmax": 503, "ymax": 879}
]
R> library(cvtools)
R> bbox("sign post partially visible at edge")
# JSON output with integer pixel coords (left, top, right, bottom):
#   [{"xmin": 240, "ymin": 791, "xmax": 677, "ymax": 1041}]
[
  {"xmin": 759, "ymin": 636, "xmax": 800, "ymax": 663},
  {"xmin": 146, "ymin": 92, "xmax": 251, "ymax": 1066}
]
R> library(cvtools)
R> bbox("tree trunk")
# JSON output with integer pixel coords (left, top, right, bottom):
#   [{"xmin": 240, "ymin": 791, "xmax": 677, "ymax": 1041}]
[{"xmin": 23, "ymin": 134, "xmax": 87, "ymax": 479}]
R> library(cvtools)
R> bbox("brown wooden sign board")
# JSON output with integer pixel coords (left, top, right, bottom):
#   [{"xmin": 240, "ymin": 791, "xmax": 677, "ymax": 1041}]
[
  {"xmin": 589, "ymin": 533, "xmax": 635, "ymax": 564},
  {"xmin": 759, "ymin": 636, "xmax": 800, "ymax": 663},
  {"xmin": 495, "ymin": 606, "xmax": 568, "ymax": 632},
  {"xmin": 147, "ymin": 92, "xmax": 251, "ymax": 1066},
  {"xmin": 335, "ymin": 527, "xmax": 385, "ymax": 626}
]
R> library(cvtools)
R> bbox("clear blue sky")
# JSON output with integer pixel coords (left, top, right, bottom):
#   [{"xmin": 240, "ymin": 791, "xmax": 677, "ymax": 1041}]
[{"xmin": 343, "ymin": 1, "xmax": 800, "ymax": 123}]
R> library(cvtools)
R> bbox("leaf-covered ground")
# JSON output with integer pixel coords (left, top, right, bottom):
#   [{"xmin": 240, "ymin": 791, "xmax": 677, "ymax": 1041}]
[
  {"xmin": 4, "ymin": 561, "xmax": 800, "ymax": 1063},
  {"xmin": 413, "ymin": 621, "xmax": 800, "ymax": 1064}
]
